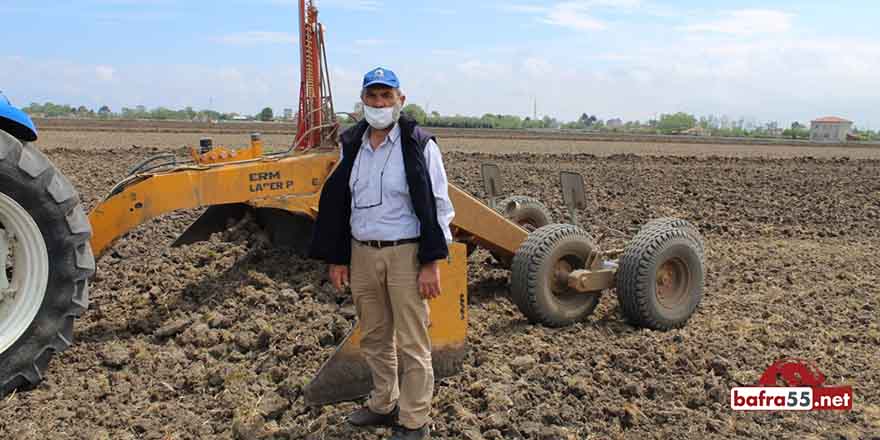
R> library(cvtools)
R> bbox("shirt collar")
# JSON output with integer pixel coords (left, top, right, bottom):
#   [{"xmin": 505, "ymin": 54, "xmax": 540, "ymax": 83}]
[{"xmin": 361, "ymin": 122, "xmax": 401, "ymax": 148}]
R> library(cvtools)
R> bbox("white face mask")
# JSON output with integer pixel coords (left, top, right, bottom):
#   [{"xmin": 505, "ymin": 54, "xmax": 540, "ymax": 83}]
[{"xmin": 364, "ymin": 102, "xmax": 402, "ymax": 129}]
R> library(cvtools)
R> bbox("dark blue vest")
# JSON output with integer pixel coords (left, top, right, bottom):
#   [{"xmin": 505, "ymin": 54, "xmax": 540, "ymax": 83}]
[{"xmin": 308, "ymin": 115, "xmax": 449, "ymax": 265}]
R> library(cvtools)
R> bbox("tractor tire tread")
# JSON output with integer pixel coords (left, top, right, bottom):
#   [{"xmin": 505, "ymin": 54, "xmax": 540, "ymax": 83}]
[
  {"xmin": 511, "ymin": 223, "xmax": 596, "ymax": 327},
  {"xmin": 640, "ymin": 217, "xmax": 705, "ymax": 258},
  {"xmin": 0, "ymin": 130, "xmax": 94, "ymax": 397},
  {"xmin": 495, "ymin": 195, "xmax": 553, "ymax": 225},
  {"xmin": 616, "ymin": 223, "xmax": 703, "ymax": 330}
]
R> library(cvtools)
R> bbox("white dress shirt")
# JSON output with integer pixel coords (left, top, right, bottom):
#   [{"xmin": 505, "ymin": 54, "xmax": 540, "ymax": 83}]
[{"xmin": 346, "ymin": 123, "xmax": 455, "ymax": 243}]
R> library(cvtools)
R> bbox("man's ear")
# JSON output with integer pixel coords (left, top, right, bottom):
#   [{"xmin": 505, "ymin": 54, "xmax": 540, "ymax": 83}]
[{"xmin": 399, "ymin": 94, "xmax": 407, "ymax": 107}]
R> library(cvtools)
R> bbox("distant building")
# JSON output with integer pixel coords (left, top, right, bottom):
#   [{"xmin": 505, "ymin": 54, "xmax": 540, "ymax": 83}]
[
  {"xmin": 810, "ymin": 116, "xmax": 853, "ymax": 142},
  {"xmin": 606, "ymin": 118, "xmax": 623, "ymax": 129},
  {"xmin": 683, "ymin": 126, "xmax": 711, "ymax": 137},
  {"xmin": 283, "ymin": 108, "xmax": 293, "ymax": 120}
]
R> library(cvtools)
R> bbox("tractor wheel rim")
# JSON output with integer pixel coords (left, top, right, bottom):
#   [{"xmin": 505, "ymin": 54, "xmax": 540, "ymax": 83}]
[
  {"xmin": 0, "ymin": 192, "xmax": 49, "ymax": 355},
  {"xmin": 656, "ymin": 257, "xmax": 689, "ymax": 309}
]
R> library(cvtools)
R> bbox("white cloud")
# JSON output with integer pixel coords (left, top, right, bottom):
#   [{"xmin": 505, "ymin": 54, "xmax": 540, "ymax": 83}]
[
  {"xmin": 95, "ymin": 66, "xmax": 115, "ymax": 81},
  {"xmin": 503, "ymin": 1, "xmax": 637, "ymax": 31},
  {"xmin": 591, "ymin": 0, "xmax": 641, "ymax": 8},
  {"xmin": 522, "ymin": 57, "xmax": 553, "ymax": 77},
  {"xmin": 7, "ymin": 2, "xmax": 880, "ymax": 129},
  {"xmin": 542, "ymin": 2, "xmax": 607, "ymax": 31},
  {"xmin": 456, "ymin": 60, "xmax": 511, "ymax": 80},
  {"xmin": 682, "ymin": 9, "xmax": 794, "ymax": 36},
  {"xmin": 0, "ymin": 56, "xmax": 298, "ymax": 116},
  {"xmin": 215, "ymin": 31, "xmax": 295, "ymax": 45}
]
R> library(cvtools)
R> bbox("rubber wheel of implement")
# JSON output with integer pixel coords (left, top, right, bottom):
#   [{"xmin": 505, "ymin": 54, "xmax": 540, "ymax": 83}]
[
  {"xmin": 0, "ymin": 130, "xmax": 94, "ymax": 396},
  {"xmin": 496, "ymin": 195, "xmax": 553, "ymax": 232},
  {"xmin": 480, "ymin": 195, "xmax": 554, "ymax": 266},
  {"xmin": 467, "ymin": 196, "xmax": 554, "ymax": 260},
  {"xmin": 616, "ymin": 223, "xmax": 703, "ymax": 330},
  {"xmin": 511, "ymin": 224, "xmax": 599, "ymax": 327},
  {"xmin": 641, "ymin": 217, "xmax": 705, "ymax": 258}
]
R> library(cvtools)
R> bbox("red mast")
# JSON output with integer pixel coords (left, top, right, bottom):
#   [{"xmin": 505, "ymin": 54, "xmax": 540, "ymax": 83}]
[{"xmin": 295, "ymin": 0, "xmax": 336, "ymax": 150}]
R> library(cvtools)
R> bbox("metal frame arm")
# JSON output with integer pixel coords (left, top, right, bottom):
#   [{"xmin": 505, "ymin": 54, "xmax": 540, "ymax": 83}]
[
  {"xmin": 88, "ymin": 154, "xmax": 530, "ymax": 264},
  {"xmin": 447, "ymin": 184, "xmax": 527, "ymax": 259},
  {"xmin": 89, "ymin": 153, "xmax": 336, "ymax": 258}
]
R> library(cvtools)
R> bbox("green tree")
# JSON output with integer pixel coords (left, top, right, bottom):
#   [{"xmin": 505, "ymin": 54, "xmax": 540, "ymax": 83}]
[
  {"xmin": 657, "ymin": 112, "xmax": 697, "ymax": 134},
  {"xmin": 258, "ymin": 107, "xmax": 274, "ymax": 121},
  {"xmin": 402, "ymin": 103, "xmax": 427, "ymax": 124}
]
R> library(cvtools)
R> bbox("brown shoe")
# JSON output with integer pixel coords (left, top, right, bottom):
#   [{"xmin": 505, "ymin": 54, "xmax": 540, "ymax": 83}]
[
  {"xmin": 389, "ymin": 424, "xmax": 430, "ymax": 439},
  {"xmin": 347, "ymin": 405, "xmax": 399, "ymax": 427}
]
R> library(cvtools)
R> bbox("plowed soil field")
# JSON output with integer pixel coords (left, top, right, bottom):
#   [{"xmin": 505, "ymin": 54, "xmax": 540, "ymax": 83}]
[{"xmin": 1, "ymin": 130, "xmax": 879, "ymax": 440}]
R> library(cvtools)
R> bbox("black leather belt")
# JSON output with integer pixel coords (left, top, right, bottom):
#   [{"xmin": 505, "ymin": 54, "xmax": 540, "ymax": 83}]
[{"xmin": 356, "ymin": 237, "xmax": 420, "ymax": 249}]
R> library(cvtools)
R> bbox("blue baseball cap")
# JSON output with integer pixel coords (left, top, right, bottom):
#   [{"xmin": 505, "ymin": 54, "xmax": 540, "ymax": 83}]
[{"xmin": 362, "ymin": 67, "xmax": 400, "ymax": 89}]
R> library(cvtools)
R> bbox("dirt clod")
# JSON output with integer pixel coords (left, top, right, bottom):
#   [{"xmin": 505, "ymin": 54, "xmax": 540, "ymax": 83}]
[
  {"xmin": 0, "ymin": 136, "xmax": 877, "ymax": 439},
  {"xmin": 100, "ymin": 343, "xmax": 129, "ymax": 368},
  {"xmin": 257, "ymin": 391, "xmax": 289, "ymax": 420},
  {"xmin": 153, "ymin": 318, "xmax": 191, "ymax": 338}
]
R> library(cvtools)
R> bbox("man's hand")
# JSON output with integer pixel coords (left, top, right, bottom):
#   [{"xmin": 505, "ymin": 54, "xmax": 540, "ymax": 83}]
[
  {"xmin": 418, "ymin": 261, "xmax": 441, "ymax": 299},
  {"xmin": 329, "ymin": 264, "xmax": 349, "ymax": 292}
]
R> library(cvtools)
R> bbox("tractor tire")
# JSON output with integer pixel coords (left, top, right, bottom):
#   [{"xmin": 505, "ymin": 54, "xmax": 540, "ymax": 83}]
[
  {"xmin": 640, "ymin": 217, "xmax": 705, "ymax": 258},
  {"xmin": 510, "ymin": 224, "xmax": 600, "ymax": 327},
  {"xmin": 0, "ymin": 130, "xmax": 94, "ymax": 397},
  {"xmin": 495, "ymin": 195, "xmax": 553, "ymax": 232},
  {"xmin": 616, "ymin": 223, "xmax": 703, "ymax": 330}
]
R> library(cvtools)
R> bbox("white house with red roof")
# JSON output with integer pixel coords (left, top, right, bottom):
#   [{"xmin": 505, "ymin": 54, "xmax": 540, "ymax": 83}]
[{"xmin": 810, "ymin": 116, "xmax": 853, "ymax": 142}]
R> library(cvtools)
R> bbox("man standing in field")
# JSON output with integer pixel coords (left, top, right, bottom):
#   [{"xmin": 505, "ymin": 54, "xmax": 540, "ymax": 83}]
[{"xmin": 309, "ymin": 67, "xmax": 455, "ymax": 440}]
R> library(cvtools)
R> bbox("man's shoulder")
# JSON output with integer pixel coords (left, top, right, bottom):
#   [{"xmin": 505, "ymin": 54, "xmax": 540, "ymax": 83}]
[
  {"xmin": 411, "ymin": 125, "xmax": 436, "ymax": 151},
  {"xmin": 340, "ymin": 120, "xmax": 369, "ymax": 145}
]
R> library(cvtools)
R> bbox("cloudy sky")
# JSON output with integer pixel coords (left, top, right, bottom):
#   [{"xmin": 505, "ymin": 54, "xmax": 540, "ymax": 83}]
[{"xmin": 2, "ymin": 1, "xmax": 879, "ymax": 127}]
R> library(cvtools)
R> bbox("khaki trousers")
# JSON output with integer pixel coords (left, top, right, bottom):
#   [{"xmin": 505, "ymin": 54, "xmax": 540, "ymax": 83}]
[{"xmin": 350, "ymin": 240, "xmax": 433, "ymax": 429}]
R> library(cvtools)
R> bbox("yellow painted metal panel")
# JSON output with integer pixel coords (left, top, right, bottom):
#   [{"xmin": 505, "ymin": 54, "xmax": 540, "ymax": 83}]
[{"xmin": 89, "ymin": 153, "xmax": 337, "ymax": 257}]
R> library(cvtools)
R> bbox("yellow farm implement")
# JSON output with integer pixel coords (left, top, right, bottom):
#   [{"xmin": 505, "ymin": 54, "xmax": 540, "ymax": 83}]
[{"xmin": 0, "ymin": 0, "xmax": 704, "ymax": 403}]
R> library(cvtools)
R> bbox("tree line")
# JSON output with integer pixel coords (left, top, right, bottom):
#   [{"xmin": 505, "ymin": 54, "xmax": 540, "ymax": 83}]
[
  {"xmin": 22, "ymin": 102, "xmax": 257, "ymax": 122},
  {"xmin": 21, "ymin": 101, "xmax": 880, "ymax": 141},
  {"xmin": 395, "ymin": 104, "xmax": 876, "ymax": 141}
]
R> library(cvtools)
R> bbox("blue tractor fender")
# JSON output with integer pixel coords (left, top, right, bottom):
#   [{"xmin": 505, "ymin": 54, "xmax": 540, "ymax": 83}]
[{"xmin": 0, "ymin": 93, "xmax": 38, "ymax": 142}]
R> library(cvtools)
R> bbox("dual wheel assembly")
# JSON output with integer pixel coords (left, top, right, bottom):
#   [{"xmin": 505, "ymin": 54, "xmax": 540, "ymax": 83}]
[{"xmin": 511, "ymin": 218, "xmax": 705, "ymax": 330}]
